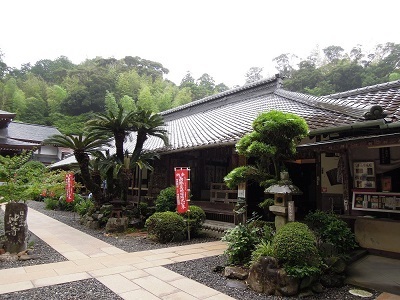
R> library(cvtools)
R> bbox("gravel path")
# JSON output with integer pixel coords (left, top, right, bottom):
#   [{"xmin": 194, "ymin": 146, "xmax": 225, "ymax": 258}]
[
  {"xmin": 1, "ymin": 201, "xmax": 380, "ymax": 299},
  {"xmin": 1, "ymin": 278, "xmax": 123, "ymax": 300}
]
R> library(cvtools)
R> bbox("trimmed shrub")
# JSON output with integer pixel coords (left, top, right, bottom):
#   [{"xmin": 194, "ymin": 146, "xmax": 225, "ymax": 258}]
[
  {"xmin": 305, "ymin": 210, "xmax": 357, "ymax": 255},
  {"xmin": 155, "ymin": 186, "xmax": 176, "ymax": 212},
  {"xmin": 273, "ymin": 222, "xmax": 321, "ymax": 278},
  {"xmin": 145, "ymin": 211, "xmax": 186, "ymax": 243},
  {"xmin": 181, "ymin": 205, "xmax": 206, "ymax": 237},
  {"xmin": 222, "ymin": 223, "xmax": 259, "ymax": 266}
]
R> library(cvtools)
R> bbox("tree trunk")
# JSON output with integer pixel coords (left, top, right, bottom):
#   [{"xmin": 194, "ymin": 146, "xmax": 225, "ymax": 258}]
[{"xmin": 4, "ymin": 202, "xmax": 28, "ymax": 253}]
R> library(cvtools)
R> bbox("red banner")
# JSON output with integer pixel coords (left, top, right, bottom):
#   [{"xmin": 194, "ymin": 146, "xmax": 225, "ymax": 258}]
[
  {"xmin": 175, "ymin": 168, "xmax": 189, "ymax": 213},
  {"xmin": 65, "ymin": 173, "xmax": 75, "ymax": 203}
]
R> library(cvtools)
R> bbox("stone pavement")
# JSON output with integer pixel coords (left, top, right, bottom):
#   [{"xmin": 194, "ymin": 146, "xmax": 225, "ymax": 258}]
[
  {"xmin": 1, "ymin": 206, "xmax": 400, "ymax": 299},
  {"xmin": 346, "ymin": 254, "xmax": 400, "ymax": 297},
  {"xmin": 0, "ymin": 207, "xmax": 234, "ymax": 299}
]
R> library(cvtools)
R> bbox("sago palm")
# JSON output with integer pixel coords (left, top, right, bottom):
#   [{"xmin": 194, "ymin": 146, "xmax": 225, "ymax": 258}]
[
  {"xmin": 44, "ymin": 132, "xmax": 108, "ymax": 206},
  {"xmin": 86, "ymin": 105, "xmax": 136, "ymax": 162}
]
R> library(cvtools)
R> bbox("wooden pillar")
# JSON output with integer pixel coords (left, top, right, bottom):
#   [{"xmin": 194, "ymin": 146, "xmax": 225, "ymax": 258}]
[{"xmin": 340, "ymin": 151, "xmax": 351, "ymax": 215}]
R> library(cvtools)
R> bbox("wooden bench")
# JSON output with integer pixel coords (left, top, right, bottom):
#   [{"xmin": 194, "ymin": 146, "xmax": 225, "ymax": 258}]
[
  {"xmin": 192, "ymin": 200, "xmax": 235, "ymax": 223},
  {"xmin": 210, "ymin": 183, "xmax": 238, "ymax": 204}
]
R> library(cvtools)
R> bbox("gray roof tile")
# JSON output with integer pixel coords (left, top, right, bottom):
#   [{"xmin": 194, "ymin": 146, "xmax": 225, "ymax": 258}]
[{"xmin": 8, "ymin": 122, "xmax": 61, "ymax": 143}]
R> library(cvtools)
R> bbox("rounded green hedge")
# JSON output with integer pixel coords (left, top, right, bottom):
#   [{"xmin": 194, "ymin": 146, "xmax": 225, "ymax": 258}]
[
  {"xmin": 155, "ymin": 186, "xmax": 176, "ymax": 212},
  {"xmin": 181, "ymin": 205, "xmax": 206, "ymax": 237},
  {"xmin": 145, "ymin": 211, "xmax": 186, "ymax": 243},
  {"xmin": 273, "ymin": 222, "xmax": 320, "ymax": 268}
]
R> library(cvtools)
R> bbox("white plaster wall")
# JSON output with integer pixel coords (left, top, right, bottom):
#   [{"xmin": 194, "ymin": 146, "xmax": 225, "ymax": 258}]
[
  {"xmin": 355, "ymin": 218, "xmax": 400, "ymax": 254},
  {"xmin": 39, "ymin": 145, "xmax": 58, "ymax": 156}
]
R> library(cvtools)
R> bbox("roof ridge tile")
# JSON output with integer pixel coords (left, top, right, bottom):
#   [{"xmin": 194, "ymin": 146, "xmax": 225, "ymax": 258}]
[
  {"xmin": 275, "ymin": 89, "xmax": 365, "ymax": 119},
  {"xmin": 327, "ymin": 80, "xmax": 400, "ymax": 99},
  {"xmin": 161, "ymin": 75, "xmax": 279, "ymax": 116}
]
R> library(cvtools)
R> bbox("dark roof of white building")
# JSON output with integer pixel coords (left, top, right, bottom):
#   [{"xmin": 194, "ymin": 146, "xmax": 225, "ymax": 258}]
[{"xmin": 8, "ymin": 122, "xmax": 61, "ymax": 143}]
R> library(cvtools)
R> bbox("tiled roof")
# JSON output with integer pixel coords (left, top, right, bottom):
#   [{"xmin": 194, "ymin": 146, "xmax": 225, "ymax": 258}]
[
  {"xmin": 0, "ymin": 137, "xmax": 38, "ymax": 150},
  {"xmin": 127, "ymin": 78, "xmax": 399, "ymax": 154},
  {"xmin": 8, "ymin": 122, "xmax": 61, "ymax": 143},
  {"xmin": 50, "ymin": 78, "xmax": 400, "ymax": 167},
  {"xmin": 327, "ymin": 80, "xmax": 400, "ymax": 120}
]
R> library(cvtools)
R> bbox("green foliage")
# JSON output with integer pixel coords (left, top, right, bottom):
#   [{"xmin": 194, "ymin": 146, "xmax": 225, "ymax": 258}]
[
  {"xmin": 273, "ymin": 222, "xmax": 321, "ymax": 278},
  {"xmin": 181, "ymin": 205, "xmax": 206, "ymax": 237},
  {"xmin": 75, "ymin": 198, "xmax": 94, "ymax": 217},
  {"xmin": 284, "ymin": 265, "xmax": 322, "ymax": 279},
  {"xmin": 0, "ymin": 152, "xmax": 65, "ymax": 203},
  {"xmin": 44, "ymin": 193, "xmax": 86, "ymax": 212},
  {"xmin": 305, "ymin": 210, "xmax": 357, "ymax": 255},
  {"xmin": 258, "ymin": 198, "xmax": 275, "ymax": 210},
  {"xmin": 251, "ymin": 240, "xmax": 274, "ymax": 265},
  {"xmin": 224, "ymin": 165, "xmax": 262, "ymax": 189},
  {"xmin": 48, "ymin": 112, "xmax": 93, "ymax": 135},
  {"xmin": 145, "ymin": 211, "xmax": 186, "ymax": 243},
  {"xmin": 248, "ymin": 219, "xmax": 275, "ymax": 241},
  {"xmin": 225, "ymin": 111, "xmax": 308, "ymax": 189},
  {"xmin": 44, "ymin": 197, "xmax": 59, "ymax": 210},
  {"xmin": 222, "ymin": 223, "xmax": 259, "ymax": 266},
  {"xmin": 155, "ymin": 186, "xmax": 176, "ymax": 212}
]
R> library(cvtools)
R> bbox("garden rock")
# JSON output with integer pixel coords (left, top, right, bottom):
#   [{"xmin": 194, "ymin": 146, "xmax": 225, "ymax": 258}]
[
  {"xmin": 247, "ymin": 256, "xmax": 299, "ymax": 296},
  {"xmin": 226, "ymin": 279, "xmax": 247, "ymax": 290},
  {"xmin": 311, "ymin": 282, "xmax": 325, "ymax": 293},
  {"xmin": 299, "ymin": 275, "xmax": 317, "ymax": 290},
  {"xmin": 91, "ymin": 213, "xmax": 104, "ymax": 220},
  {"xmin": 276, "ymin": 268, "xmax": 299, "ymax": 296},
  {"xmin": 320, "ymin": 273, "xmax": 345, "ymax": 288},
  {"xmin": 105, "ymin": 217, "xmax": 128, "ymax": 233},
  {"xmin": 0, "ymin": 252, "xmax": 18, "ymax": 262},
  {"xmin": 86, "ymin": 220, "xmax": 100, "ymax": 230},
  {"xmin": 212, "ymin": 265, "xmax": 224, "ymax": 273},
  {"xmin": 224, "ymin": 266, "xmax": 249, "ymax": 280},
  {"xmin": 298, "ymin": 289, "xmax": 314, "ymax": 298},
  {"xmin": 330, "ymin": 258, "xmax": 347, "ymax": 274}
]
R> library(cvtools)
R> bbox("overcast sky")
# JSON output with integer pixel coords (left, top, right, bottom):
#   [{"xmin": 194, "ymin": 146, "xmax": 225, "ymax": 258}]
[{"xmin": 1, "ymin": 0, "xmax": 399, "ymax": 87}]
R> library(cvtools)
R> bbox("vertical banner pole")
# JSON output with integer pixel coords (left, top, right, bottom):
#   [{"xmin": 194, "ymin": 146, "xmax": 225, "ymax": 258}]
[
  {"xmin": 187, "ymin": 168, "xmax": 191, "ymax": 241},
  {"xmin": 175, "ymin": 167, "xmax": 191, "ymax": 241}
]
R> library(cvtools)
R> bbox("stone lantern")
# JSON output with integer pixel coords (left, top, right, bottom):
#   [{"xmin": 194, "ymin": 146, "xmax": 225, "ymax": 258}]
[{"xmin": 264, "ymin": 171, "xmax": 302, "ymax": 230}]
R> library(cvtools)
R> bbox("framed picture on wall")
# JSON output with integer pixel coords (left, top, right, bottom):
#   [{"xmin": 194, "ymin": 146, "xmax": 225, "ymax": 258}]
[{"xmin": 353, "ymin": 161, "xmax": 376, "ymax": 189}]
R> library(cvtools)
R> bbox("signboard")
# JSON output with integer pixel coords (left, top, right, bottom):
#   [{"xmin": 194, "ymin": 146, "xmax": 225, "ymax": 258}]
[
  {"xmin": 353, "ymin": 161, "xmax": 376, "ymax": 189},
  {"xmin": 175, "ymin": 168, "xmax": 190, "ymax": 213},
  {"xmin": 65, "ymin": 173, "xmax": 75, "ymax": 203}
]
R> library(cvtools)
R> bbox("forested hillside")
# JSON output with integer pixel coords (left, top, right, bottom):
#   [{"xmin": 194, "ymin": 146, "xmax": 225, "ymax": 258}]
[
  {"xmin": 275, "ymin": 42, "xmax": 400, "ymax": 95},
  {"xmin": 0, "ymin": 42, "xmax": 399, "ymax": 134},
  {"xmin": 0, "ymin": 54, "xmax": 229, "ymax": 134}
]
